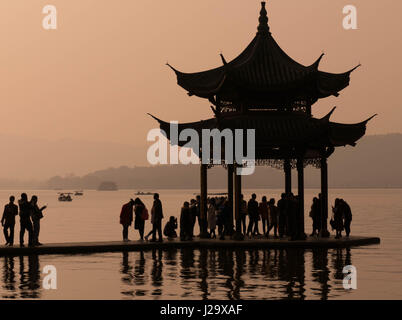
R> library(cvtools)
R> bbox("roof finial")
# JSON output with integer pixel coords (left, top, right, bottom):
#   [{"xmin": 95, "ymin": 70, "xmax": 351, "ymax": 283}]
[{"xmin": 257, "ymin": 1, "xmax": 270, "ymax": 35}]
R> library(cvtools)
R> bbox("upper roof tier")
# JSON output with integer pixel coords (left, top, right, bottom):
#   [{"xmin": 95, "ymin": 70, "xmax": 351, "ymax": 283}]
[{"xmin": 168, "ymin": 2, "xmax": 359, "ymax": 108}]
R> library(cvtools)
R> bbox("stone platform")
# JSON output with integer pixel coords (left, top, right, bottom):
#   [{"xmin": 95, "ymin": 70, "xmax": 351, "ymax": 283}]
[{"xmin": 0, "ymin": 235, "xmax": 380, "ymax": 256}]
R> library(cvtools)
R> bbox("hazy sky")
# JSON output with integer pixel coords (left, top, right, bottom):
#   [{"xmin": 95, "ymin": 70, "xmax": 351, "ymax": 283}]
[{"xmin": 0, "ymin": 0, "xmax": 401, "ymax": 166}]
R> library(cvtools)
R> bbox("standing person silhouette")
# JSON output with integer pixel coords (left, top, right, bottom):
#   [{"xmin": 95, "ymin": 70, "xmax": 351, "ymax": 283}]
[
  {"xmin": 342, "ymin": 199, "xmax": 353, "ymax": 237},
  {"xmin": 332, "ymin": 198, "xmax": 344, "ymax": 239},
  {"xmin": 180, "ymin": 201, "xmax": 192, "ymax": 241},
  {"xmin": 268, "ymin": 198, "xmax": 279, "ymax": 238},
  {"xmin": 240, "ymin": 194, "xmax": 247, "ymax": 235},
  {"xmin": 207, "ymin": 198, "xmax": 217, "ymax": 239},
  {"xmin": 134, "ymin": 198, "xmax": 146, "ymax": 240},
  {"xmin": 247, "ymin": 194, "xmax": 260, "ymax": 237},
  {"xmin": 30, "ymin": 195, "xmax": 47, "ymax": 246},
  {"xmin": 18, "ymin": 193, "xmax": 33, "ymax": 247},
  {"xmin": 120, "ymin": 199, "xmax": 134, "ymax": 241},
  {"xmin": 309, "ymin": 197, "xmax": 321, "ymax": 236},
  {"xmin": 1, "ymin": 196, "xmax": 18, "ymax": 246},
  {"xmin": 277, "ymin": 193, "xmax": 287, "ymax": 238},
  {"xmin": 259, "ymin": 196, "xmax": 269, "ymax": 236},
  {"xmin": 150, "ymin": 193, "xmax": 163, "ymax": 242}
]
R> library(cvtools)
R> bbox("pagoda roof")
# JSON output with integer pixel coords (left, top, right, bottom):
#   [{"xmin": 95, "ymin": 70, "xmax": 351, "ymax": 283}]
[
  {"xmin": 168, "ymin": 2, "xmax": 359, "ymax": 107},
  {"xmin": 149, "ymin": 110, "xmax": 376, "ymax": 160}
]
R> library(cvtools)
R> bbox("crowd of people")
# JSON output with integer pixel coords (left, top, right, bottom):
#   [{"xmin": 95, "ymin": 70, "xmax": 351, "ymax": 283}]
[
  {"xmin": 2, "ymin": 193, "xmax": 47, "ymax": 247},
  {"xmin": 119, "ymin": 192, "xmax": 353, "ymax": 242},
  {"xmin": 1, "ymin": 191, "xmax": 353, "ymax": 247}
]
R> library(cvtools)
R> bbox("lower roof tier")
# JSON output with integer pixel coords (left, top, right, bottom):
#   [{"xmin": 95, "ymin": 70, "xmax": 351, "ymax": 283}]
[{"xmin": 149, "ymin": 110, "xmax": 375, "ymax": 160}]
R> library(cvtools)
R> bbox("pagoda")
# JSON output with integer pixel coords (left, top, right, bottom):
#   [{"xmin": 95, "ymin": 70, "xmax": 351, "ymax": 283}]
[{"xmin": 150, "ymin": 2, "xmax": 375, "ymax": 239}]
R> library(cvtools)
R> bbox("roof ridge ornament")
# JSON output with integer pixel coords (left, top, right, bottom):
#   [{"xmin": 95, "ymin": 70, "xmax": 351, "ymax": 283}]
[{"xmin": 257, "ymin": 1, "xmax": 270, "ymax": 35}]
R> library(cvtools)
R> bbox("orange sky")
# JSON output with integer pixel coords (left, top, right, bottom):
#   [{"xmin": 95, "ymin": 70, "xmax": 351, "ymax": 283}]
[{"xmin": 0, "ymin": 0, "xmax": 401, "ymax": 147}]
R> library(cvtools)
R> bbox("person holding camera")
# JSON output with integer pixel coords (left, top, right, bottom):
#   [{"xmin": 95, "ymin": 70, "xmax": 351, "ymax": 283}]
[{"xmin": 30, "ymin": 195, "xmax": 47, "ymax": 246}]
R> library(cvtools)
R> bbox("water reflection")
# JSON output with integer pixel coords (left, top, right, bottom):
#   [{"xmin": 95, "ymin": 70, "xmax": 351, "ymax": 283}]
[
  {"xmin": 0, "ymin": 248, "xmax": 352, "ymax": 299},
  {"xmin": 1, "ymin": 255, "xmax": 41, "ymax": 299},
  {"xmin": 120, "ymin": 248, "xmax": 353, "ymax": 300}
]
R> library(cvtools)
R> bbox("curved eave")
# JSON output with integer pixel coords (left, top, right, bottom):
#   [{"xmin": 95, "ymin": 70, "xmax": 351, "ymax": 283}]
[
  {"xmin": 329, "ymin": 114, "xmax": 376, "ymax": 147},
  {"xmin": 148, "ymin": 113, "xmax": 217, "ymax": 147},
  {"xmin": 317, "ymin": 65, "xmax": 360, "ymax": 98}
]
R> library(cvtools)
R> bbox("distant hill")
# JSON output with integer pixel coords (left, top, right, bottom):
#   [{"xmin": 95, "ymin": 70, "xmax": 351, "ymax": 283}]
[
  {"xmin": 0, "ymin": 134, "xmax": 147, "ymax": 180},
  {"xmin": 41, "ymin": 134, "xmax": 402, "ymax": 189}
]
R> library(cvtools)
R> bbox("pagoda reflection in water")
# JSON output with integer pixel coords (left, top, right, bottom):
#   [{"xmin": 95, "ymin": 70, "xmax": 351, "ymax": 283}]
[{"xmin": 120, "ymin": 248, "xmax": 353, "ymax": 300}]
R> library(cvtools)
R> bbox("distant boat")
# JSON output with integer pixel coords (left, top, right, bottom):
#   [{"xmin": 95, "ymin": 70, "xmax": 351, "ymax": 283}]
[
  {"xmin": 58, "ymin": 193, "xmax": 73, "ymax": 202},
  {"xmin": 74, "ymin": 190, "xmax": 84, "ymax": 196},
  {"xmin": 97, "ymin": 181, "xmax": 118, "ymax": 191},
  {"xmin": 135, "ymin": 191, "xmax": 154, "ymax": 196}
]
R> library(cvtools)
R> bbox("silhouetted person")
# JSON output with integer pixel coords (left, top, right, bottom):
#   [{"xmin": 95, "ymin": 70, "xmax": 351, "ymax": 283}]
[
  {"xmin": 277, "ymin": 193, "xmax": 287, "ymax": 238},
  {"xmin": 268, "ymin": 198, "xmax": 278, "ymax": 238},
  {"xmin": 318, "ymin": 193, "xmax": 328, "ymax": 236},
  {"xmin": 189, "ymin": 199, "xmax": 197, "ymax": 237},
  {"xmin": 19, "ymin": 193, "xmax": 33, "ymax": 247},
  {"xmin": 180, "ymin": 201, "xmax": 192, "ymax": 241},
  {"xmin": 240, "ymin": 194, "xmax": 247, "ymax": 235},
  {"xmin": 2, "ymin": 196, "xmax": 18, "ymax": 246},
  {"xmin": 207, "ymin": 198, "xmax": 216, "ymax": 239},
  {"xmin": 134, "ymin": 198, "xmax": 146, "ymax": 240},
  {"xmin": 196, "ymin": 195, "xmax": 207, "ymax": 235},
  {"xmin": 219, "ymin": 200, "xmax": 231, "ymax": 240},
  {"xmin": 342, "ymin": 199, "xmax": 352, "ymax": 237},
  {"xmin": 287, "ymin": 194, "xmax": 298, "ymax": 240},
  {"xmin": 30, "ymin": 195, "xmax": 47, "ymax": 246},
  {"xmin": 120, "ymin": 198, "xmax": 134, "ymax": 241},
  {"xmin": 259, "ymin": 196, "xmax": 269, "ymax": 236},
  {"xmin": 247, "ymin": 194, "xmax": 260, "ymax": 237},
  {"xmin": 150, "ymin": 193, "xmax": 163, "ymax": 242},
  {"xmin": 332, "ymin": 198, "xmax": 344, "ymax": 239},
  {"xmin": 224, "ymin": 199, "xmax": 234, "ymax": 237},
  {"xmin": 309, "ymin": 197, "xmax": 321, "ymax": 236},
  {"xmin": 163, "ymin": 216, "xmax": 178, "ymax": 239},
  {"xmin": 144, "ymin": 206, "xmax": 155, "ymax": 241},
  {"xmin": 216, "ymin": 197, "xmax": 225, "ymax": 237}
]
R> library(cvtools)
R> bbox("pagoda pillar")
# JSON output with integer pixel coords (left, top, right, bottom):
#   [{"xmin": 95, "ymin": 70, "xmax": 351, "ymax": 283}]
[
  {"xmin": 227, "ymin": 164, "xmax": 234, "ymax": 214},
  {"xmin": 200, "ymin": 163, "xmax": 209, "ymax": 238},
  {"xmin": 227, "ymin": 164, "xmax": 235, "ymax": 236},
  {"xmin": 320, "ymin": 157, "xmax": 330, "ymax": 238},
  {"xmin": 284, "ymin": 159, "xmax": 292, "ymax": 194},
  {"xmin": 296, "ymin": 157, "xmax": 306, "ymax": 240},
  {"xmin": 233, "ymin": 165, "xmax": 244, "ymax": 240}
]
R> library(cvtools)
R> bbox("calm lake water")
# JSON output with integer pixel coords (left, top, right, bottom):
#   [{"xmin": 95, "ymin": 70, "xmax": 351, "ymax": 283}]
[{"xmin": 0, "ymin": 188, "xmax": 400, "ymax": 300}]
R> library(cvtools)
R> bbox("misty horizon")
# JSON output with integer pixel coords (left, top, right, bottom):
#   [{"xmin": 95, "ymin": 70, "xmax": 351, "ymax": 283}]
[{"xmin": 0, "ymin": 133, "xmax": 400, "ymax": 189}]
